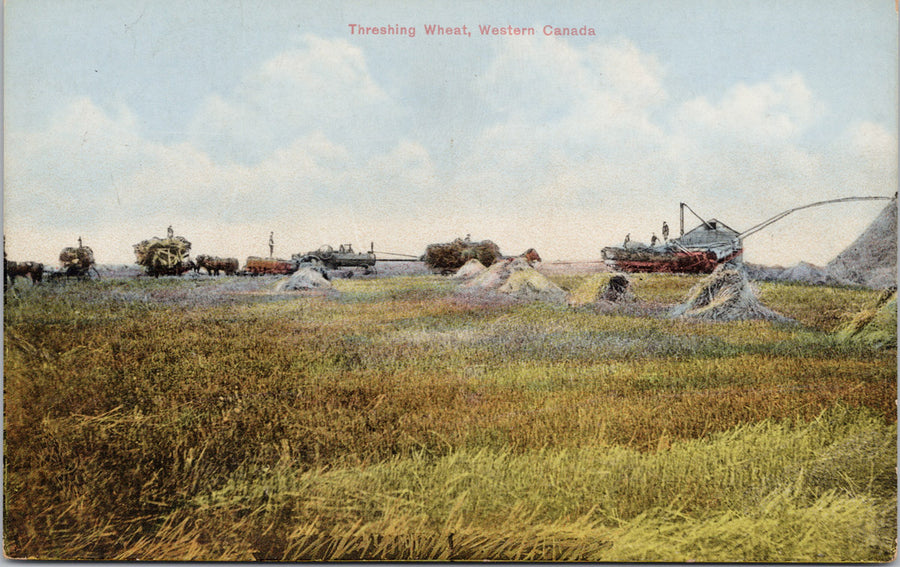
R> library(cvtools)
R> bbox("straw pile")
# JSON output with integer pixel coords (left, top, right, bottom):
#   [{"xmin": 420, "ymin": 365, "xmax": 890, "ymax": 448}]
[
  {"xmin": 779, "ymin": 262, "xmax": 831, "ymax": 285},
  {"xmin": 453, "ymin": 259, "xmax": 487, "ymax": 279},
  {"xmin": 424, "ymin": 238, "xmax": 502, "ymax": 273},
  {"xmin": 745, "ymin": 261, "xmax": 838, "ymax": 285},
  {"xmin": 670, "ymin": 266, "xmax": 788, "ymax": 322},
  {"xmin": 827, "ymin": 199, "xmax": 897, "ymax": 289},
  {"xmin": 274, "ymin": 267, "xmax": 335, "ymax": 292},
  {"xmin": 568, "ymin": 274, "xmax": 615, "ymax": 306},
  {"xmin": 836, "ymin": 289, "xmax": 897, "ymax": 348},
  {"xmin": 460, "ymin": 257, "xmax": 569, "ymax": 304},
  {"xmin": 596, "ymin": 274, "xmax": 634, "ymax": 302},
  {"xmin": 570, "ymin": 273, "xmax": 636, "ymax": 305}
]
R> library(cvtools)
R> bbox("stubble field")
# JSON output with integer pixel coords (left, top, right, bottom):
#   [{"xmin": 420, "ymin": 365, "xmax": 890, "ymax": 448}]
[{"xmin": 3, "ymin": 268, "xmax": 896, "ymax": 561}]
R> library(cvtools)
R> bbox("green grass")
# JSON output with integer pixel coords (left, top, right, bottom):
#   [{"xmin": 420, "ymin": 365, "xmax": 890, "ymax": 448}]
[
  {"xmin": 3, "ymin": 273, "xmax": 896, "ymax": 560},
  {"xmin": 756, "ymin": 280, "xmax": 889, "ymax": 332}
]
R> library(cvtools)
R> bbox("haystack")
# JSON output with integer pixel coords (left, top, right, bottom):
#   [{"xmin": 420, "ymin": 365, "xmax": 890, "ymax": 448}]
[
  {"xmin": 569, "ymin": 273, "xmax": 617, "ymax": 306},
  {"xmin": 424, "ymin": 238, "xmax": 502, "ymax": 272},
  {"xmin": 742, "ymin": 262, "xmax": 784, "ymax": 282},
  {"xmin": 597, "ymin": 274, "xmax": 635, "ymax": 302},
  {"xmin": 836, "ymin": 289, "xmax": 897, "ymax": 348},
  {"xmin": 670, "ymin": 266, "xmax": 787, "ymax": 322},
  {"xmin": 462, "ymin": 257, "xmax": 569, "ymax": 304},
  {"xmin": 453, "ymin": 258, "xmax": 487, "ymax": 279},
  {"xmin": 827, "ymin": 199, "xmax": 897, "ymax": 289},
  {"xmin": 778, "ymin": 261, "xmax": 831, "ymax": 285},
  {"xmin": 569, "ymin": 273, "xmax": 637, "ymax": 306},
  {"xmin": 275, "ymin": 267, "xmax": 335, "ymax": 292}
]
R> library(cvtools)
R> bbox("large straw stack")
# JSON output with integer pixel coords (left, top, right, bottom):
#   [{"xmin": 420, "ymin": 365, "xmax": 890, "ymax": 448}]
[
  {"xmin": 670, "ymin": 266, "xmax": 787, "ymax": 322},
  {"xmin": 827, "ymin": 200, "xmax": 897, "ymax": 289},
  {"xmin": 459, "ymin": 257, "xmax": 569, "ymax": 304}
]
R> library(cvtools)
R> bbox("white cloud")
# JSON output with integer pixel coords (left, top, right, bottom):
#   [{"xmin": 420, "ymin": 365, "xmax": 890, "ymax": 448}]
[
  {"xmin": 6, "ymin": 98, "xmax": 152, "ymax": 228},
  {"xmin": 584, "ymin": 39, "xmax": 667, "ymax": 110},
  {"xmin": 673, "ymin": 73, "xmax": 825, "ymax": 144},
  {"xmin": 477, "ymin": 36, "xmax": 666, "ymax": 134},
  {"xmin": 3, "ymin": 90, "xmax": 442, "ymax": 265},
  {"xmin": 460, "ymin": 37, "xmax": 670, "ymax": 219},
  {"xmin": 847, "ymin": 121, "xmax": 898, "ymax": 173},
  {"xmin": 188, "ymin": 35, "xmax": 395, "ymax": 164}
]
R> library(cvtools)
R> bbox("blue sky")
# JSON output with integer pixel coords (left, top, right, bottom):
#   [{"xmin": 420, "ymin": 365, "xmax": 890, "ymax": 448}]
[{"xmin": 4, "ymin": 0, "xmax": 897, "ymax": 265}]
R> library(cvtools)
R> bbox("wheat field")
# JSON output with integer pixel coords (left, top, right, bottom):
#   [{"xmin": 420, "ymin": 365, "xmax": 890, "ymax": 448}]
[{"xmin": 3, "ymin": 272, "xmax": 896, "ymax": 561}]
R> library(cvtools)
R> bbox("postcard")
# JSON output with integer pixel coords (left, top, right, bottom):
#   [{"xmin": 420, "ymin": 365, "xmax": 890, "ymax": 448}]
[{"xmin": 3, "ymin": 0, "xmax": 897, "ymax": 561}]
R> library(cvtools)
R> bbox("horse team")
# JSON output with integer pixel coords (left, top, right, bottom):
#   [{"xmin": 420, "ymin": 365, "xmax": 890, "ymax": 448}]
[{"xmin": 3, "ymin": 254, "xmax": 241, "ymax": 289}]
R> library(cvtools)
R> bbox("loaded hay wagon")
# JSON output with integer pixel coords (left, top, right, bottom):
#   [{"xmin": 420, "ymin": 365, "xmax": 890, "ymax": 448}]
[
  {"xmin": 424, "ymin": 237, "xmax": 502, "ymax": 275},
  {"xmin": 59, "ymin": 238, "xmax": 98, "ymax": 279},
  {"xmin": 133, "ymin": 230, "xmax": 193, "ymax": 277}
]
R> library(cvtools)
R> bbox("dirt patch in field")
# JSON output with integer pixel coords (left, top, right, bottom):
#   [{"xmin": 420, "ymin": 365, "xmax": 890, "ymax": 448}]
[
  {"xmin": 670, "ymin": 265, "xmax": 789, "ymax": 322},
  {"xmin": 456, "ymin": 257, "xmax": 569, "ymax": 305},
  {"xmin": 94, "ymin": 264, "xmax": 147, "ymax": 278},
  {"xmin": 371, "ymin": 261, "xmax": 432, "ymax": 277},
  {"xmin": 540, "ymin": 261, "xmax": 611, "ymax": 276}
]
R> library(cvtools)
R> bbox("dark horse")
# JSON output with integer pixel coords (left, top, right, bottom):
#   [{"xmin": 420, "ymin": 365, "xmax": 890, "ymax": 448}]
[
  {"xmin": 5, "ymin": 260, "xmax": 44, "ymax": 289},
  {"xmin": 195, "ymin": 255, "xmax": 239, "ymax": 276}
]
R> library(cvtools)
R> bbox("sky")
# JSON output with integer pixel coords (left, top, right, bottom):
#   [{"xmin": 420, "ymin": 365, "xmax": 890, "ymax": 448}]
[{"xmin": 3, "ymin": 0, "xmax": 898, "ymax": 266}]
